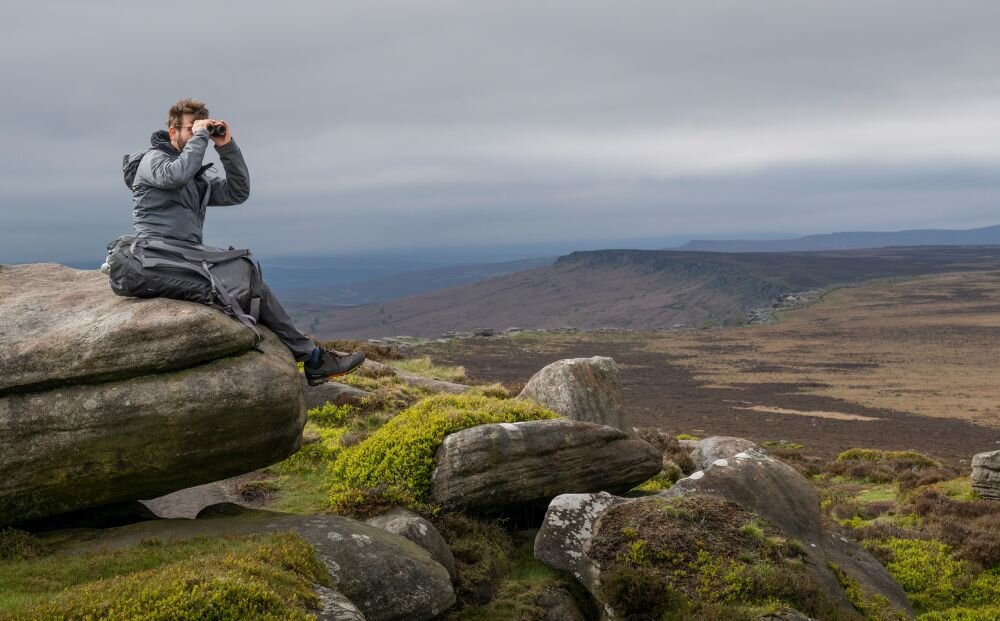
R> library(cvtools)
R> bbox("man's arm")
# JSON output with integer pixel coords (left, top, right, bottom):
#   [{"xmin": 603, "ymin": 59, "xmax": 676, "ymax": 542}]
[
  {"xmin": 137, "ymin": 130, "xmax": 212, "ymax": 189},
  {"xmin": 207, "ymin": 140, "xmax": 251, "ymax": 206}
]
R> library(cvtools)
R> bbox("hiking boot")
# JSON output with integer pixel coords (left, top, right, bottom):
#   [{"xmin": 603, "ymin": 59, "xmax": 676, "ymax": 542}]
[{"xmin": 305, "ymin": 350, "xmax": 366, "ymax": 386}]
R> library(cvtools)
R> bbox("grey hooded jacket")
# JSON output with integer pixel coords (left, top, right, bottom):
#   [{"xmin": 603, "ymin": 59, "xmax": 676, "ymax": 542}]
[{"xmin": 124, "ymin": 129, "xmax": 250, "ymax": 245}]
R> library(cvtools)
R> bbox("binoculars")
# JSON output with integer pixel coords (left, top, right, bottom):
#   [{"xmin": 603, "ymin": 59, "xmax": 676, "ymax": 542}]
[{"xmin": 207, "ymin": 123, "xmax": 227, "ymax": 138}]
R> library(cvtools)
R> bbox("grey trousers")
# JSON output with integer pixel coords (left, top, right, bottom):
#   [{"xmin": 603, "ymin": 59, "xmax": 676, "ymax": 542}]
[{"xmin": 258, "ymin": 282, "xmax": 316, "ymax": 361}]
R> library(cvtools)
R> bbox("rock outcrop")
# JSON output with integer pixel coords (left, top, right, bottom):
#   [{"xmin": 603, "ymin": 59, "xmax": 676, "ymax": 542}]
[
  {"xmin": 972, "ymin": 450, "xmax": 1000, "ymax": 500},
  {"xmin": 61, "ymin": 507, "xmax": 455, "ymax": 621},
  {"xmin": 0, "ymin": 264, "xmax": 306, "ymax": 526},
  {"xmin": 429, "ymin": 419, "xmax": 660, "ymax": 513},
  {"xmin": 517, "ymin": 357, "xmax": 632, "ymax": 434},
  {"xmin": 535, "ymin": 441, "xmax": 914, "ymax": 619}
]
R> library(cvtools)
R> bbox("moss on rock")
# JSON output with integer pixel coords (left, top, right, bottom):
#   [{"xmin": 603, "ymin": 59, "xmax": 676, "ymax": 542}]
[
  {"xmin": 588, "ymin": 494, "xmax": 856, "ymax": 620},
  {"xmin": 329, "ymin": 393, "xmax": 557, "ymax": 514}
]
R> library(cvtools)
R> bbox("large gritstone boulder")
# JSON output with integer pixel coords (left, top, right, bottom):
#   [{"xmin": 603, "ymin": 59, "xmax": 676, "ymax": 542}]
[
  {"xmin": 0, "ymin": 263, "xmax": 306, "ymax": 526},
  {"xmin": 971, "ymin": 450, "xmax": 1000, "ymax": 500},
  {"xmin": 517, "ymin": 357, "xmax": 632, "ymax": 434},
  {"xmin": 58, "ymin": 508, "xmax": 456, "ymax": 621},
  {"xmin": 429, "ymin": 419, "xmax": 661, "ymax": 513},
  {"xmin": 535, "ymin": 441, "xmax": 913, "ymax": 620}
]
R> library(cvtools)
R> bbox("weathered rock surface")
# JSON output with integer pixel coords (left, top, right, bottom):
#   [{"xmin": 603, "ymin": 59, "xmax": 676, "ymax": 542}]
[
  {"xmin": 667, "ymin": 448, "xmax": 911, "ymax": 615},
  {"xmin": 534, "ymin": 492, "xmax": 628, "ymax": 585},
  {"xmin": 429, "ymin": 419, "xmax": 661, "ymax": 513},
  {"xmin": 536, "ymin": 442, "xmax": 914, "ymax": 620},
  {"xmin": 0, "ymin": 264, "xmax": 306, "ymax": 526},
  {"xmin": 972, "ymin": 450, "xmax": 1000, "ymax": 500},
  {"xmin": 0, "ymin": 263, "xmax": 256, "ymax": 393},
  {"xmin": 689, "ymin": 435, "xmax": 759, "ymax": 470},
  {"xmin": 517, "ymin": 357, "xmax": 632, "ymax": 434},
  {"xmin": 59, "ymin": 508, "xmax": 455, "ymax": 621},
  {"xmin": 141, "ymin": 472, "xmax": 271, "ymax": 519},
  {"xmin": 304, "ymin": 379, "xmax": 373, "ymax": 410},
  {"xmin": 366, "ymin": 506, "xmax": 456, "ymax": 580},
  {"xmin": 315, "ymin": 586, "xmax": 368, "ymax": 621}
]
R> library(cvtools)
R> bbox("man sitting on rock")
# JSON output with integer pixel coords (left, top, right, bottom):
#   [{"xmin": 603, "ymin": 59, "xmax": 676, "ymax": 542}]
[{"xmin": 114, "ymin": 98, "xmax": 364, "ymax": 385}]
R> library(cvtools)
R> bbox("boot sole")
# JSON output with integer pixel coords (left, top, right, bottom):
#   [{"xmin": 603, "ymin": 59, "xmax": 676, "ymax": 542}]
[{"xmin": 306, "ymin": 367, "xmax": 362, "ymax": 386}]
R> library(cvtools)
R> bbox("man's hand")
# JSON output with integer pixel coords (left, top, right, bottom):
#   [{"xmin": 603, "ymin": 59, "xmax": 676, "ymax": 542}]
[
  {"xmin": 209, "ymin": 119, "xmax": 232, "ymax": 147},
  {"xmin": 191, "ymin": 119, "xmax": 232, "ymax": 147}
]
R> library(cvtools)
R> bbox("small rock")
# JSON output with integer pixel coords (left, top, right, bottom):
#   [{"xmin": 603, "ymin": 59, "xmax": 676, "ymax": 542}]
[
  {"xmin": 972, "ymin": 450, "xmax": 1000, "ymax": 500},
  {"xmin": 366, "ymin": 507, "xmax": 456, "ymax": 580},
  {"xmin": 517, "ymin": 357, "xmax": 632, "ymax": 435}
]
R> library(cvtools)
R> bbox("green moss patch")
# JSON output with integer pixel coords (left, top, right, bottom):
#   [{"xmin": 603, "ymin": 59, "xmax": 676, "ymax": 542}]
[
  {"xmin": 329, "ymin": 394, "xmax": 557, "ymax": 514},
  {"xmin": 0, "ymin": 532, "xmax": 328, "ymax": 620},
  {"xmin": 435, "ymin": 514, "xmax": 514, "ymax": 607},
  {"xmin": 437, "ymin": 520, "xmax": 590, "ymax": 620}
]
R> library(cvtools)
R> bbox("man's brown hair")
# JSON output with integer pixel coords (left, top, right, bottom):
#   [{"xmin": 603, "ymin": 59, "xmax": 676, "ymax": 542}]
[{"xmin": 167, "ymin": 98, "xmax": 209, "ymax": 128}]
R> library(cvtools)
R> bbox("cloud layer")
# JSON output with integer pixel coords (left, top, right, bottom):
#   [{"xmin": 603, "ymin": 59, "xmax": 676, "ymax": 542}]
[{"xmin": 3, "ymin": 1, "xmax": 1000, "ymax": 262}]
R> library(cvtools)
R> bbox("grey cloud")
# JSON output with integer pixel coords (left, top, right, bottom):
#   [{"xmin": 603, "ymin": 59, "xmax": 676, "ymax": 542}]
[{"xmin": 3, "ymin": 1, "xmax": 1000, "ymax": 263}]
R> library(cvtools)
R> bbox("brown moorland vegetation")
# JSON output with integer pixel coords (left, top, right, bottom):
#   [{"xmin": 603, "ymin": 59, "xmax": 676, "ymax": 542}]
[{"xmin": 419, "ymin": 270, "xmax": 1000, "ymax": 463}]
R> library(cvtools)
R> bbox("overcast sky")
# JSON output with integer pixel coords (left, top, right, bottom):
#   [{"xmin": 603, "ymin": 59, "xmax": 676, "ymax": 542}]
[{"xmin": 3, "ymin": 1, "xmax": 1000, "ymax": 263}]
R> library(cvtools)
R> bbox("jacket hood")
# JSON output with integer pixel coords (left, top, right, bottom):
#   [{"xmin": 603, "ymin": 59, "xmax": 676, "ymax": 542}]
[
  {"xmin": 122, "ymin": 131, "xmax": 179, "ymax": 189},
  {"xmin": 149, "ymin": 130, "xmax": 178, "ymax": 154}
]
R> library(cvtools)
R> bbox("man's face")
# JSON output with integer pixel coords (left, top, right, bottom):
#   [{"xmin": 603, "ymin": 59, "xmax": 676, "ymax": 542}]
[{"xmin": 170, "ymin": 113, "xmax": 196, "ymax": 151}]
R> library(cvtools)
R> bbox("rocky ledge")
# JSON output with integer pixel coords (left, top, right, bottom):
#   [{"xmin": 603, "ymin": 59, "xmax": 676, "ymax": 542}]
[{"xmin": 0, "ymin": 263, "xmax": 306, "ymax": 526}]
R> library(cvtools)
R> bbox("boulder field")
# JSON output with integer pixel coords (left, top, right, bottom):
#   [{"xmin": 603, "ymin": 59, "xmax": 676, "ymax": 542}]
[{"xmin": 1, "ymin": 263, "xmax": 916, "ymax": 618}]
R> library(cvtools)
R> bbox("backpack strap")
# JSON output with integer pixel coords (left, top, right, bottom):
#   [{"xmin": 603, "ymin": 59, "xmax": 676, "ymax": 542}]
[
  {"xmin": 141, "ymin": 239, "xmax": 251, "ymax": 264},
  {"xmin": 132, "ymin": 241, "xmax": 262, "ymax": 346}
]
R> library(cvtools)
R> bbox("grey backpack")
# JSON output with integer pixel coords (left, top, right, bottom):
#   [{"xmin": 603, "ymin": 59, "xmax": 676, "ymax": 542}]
[{"xmin": 105, "ymin": 235, "xmax": 264, "ymax": 346}]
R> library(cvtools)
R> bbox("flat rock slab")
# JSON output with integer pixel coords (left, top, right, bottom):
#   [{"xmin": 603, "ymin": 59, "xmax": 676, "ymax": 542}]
[
  {"xmin": 429, "ymin": 419, "xmax": 660, "ymax": 513},
  {"xmin": 397, "ymin": 373, "xmax": 470, "ymax": 394},
  {"xmin": 53, "ymin": 510, "xmax": 455, "ymax": 621},
  {"xmin": 141, "ymin": 472, "xmax": 271, "ymax": 519},
  {"xmin": 304, "ymin": 379, "xmax": 373, "ymax": 410},
  {"xmin": 0, "ymin": 263, "xmax": 255, "ymax": 394},
  {"xmin": 0, "ymin": 329, "xmax": 305, "ymax": 526}
]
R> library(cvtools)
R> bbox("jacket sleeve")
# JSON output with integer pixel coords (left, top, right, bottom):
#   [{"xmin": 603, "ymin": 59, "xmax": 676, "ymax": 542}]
[
  {"xmin": 207, "ymin": 140, "xmax": 251, "ymax": 206},
  {"xmin": 136, "ymin": 131, "xmax": 211, "ymax": 189}
]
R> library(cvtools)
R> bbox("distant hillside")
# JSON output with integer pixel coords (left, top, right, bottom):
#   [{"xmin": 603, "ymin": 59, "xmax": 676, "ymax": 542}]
[
  {"xmin": 278, "ymin": 257, "xmax": 554, "ymax": 306},
  {"xmin": 299, "ymin": 245, "xmax": 1000, "ymax": 339},
  {"xmin": 676, "ymin": 225, "xmax": 1000, "ymax": 252}
]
